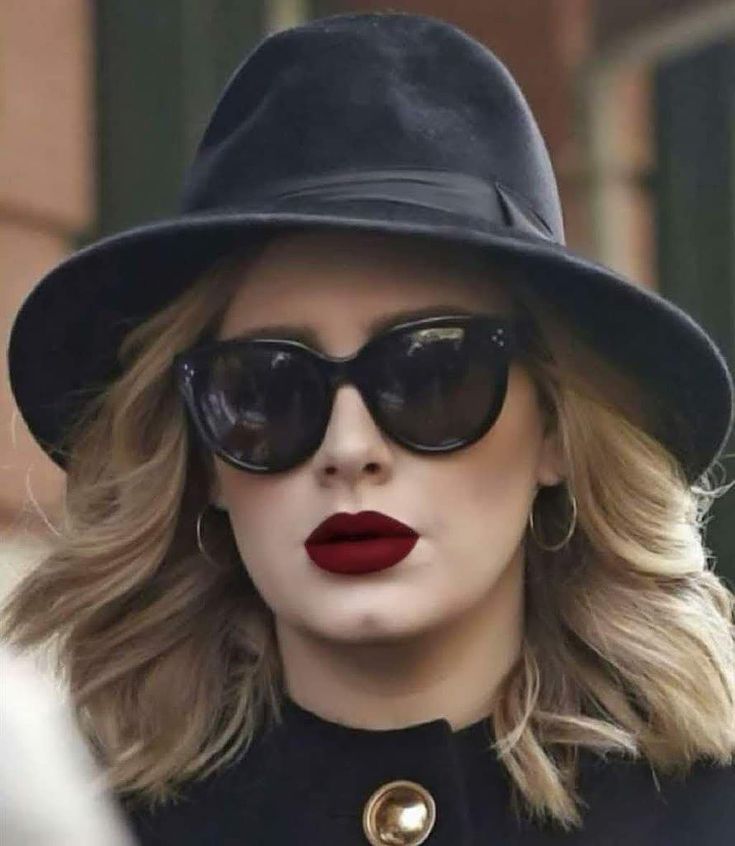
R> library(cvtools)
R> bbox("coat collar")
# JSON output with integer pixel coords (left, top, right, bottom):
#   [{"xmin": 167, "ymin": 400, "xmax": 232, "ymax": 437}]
[
  {"xmin": 236, "ymin": 694, "xmax": 513, "ymax": 843},
  {"xmin": 276, "ymin": 692, "xmax": 498, "ymax": 749}
]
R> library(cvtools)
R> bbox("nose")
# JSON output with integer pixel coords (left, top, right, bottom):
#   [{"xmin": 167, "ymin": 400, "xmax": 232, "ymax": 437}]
[{"xmin": 310, "ymin": 384, "xmax": 393, "ymax": 485}]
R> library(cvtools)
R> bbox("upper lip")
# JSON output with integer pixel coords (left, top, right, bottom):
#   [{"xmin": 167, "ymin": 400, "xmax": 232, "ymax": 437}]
[{"xmin": 306, "ymin": 511, "xmax": 418, "ymax": 544}]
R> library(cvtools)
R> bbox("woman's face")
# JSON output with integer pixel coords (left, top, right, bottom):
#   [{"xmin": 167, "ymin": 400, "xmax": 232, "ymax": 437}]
[{"xmin": 212, "ymin": 229, "xmax": 563, "ymax": 644}]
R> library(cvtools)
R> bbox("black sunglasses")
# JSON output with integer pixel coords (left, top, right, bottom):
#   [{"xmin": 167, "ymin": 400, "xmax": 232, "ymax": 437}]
[{"xmin": 174, "ymin": 314, "xmax": 529, "ymax": 473}]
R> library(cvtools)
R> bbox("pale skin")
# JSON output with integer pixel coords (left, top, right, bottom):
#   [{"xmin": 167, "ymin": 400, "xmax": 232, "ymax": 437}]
[{"xmin": 211, "ymin": 228, "xmax": 564, "ymax": 731}]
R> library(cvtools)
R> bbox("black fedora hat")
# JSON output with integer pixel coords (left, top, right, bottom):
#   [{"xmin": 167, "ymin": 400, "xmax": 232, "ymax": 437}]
[{"xmin": 7, "ymin": 11, "xmax": 734, "ymax": 482}]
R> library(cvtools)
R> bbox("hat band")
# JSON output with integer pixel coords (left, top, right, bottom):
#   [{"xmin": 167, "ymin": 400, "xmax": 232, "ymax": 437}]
[{"xmin": 235, "ymin": 168, "xmax": 557, "ymax": 243}]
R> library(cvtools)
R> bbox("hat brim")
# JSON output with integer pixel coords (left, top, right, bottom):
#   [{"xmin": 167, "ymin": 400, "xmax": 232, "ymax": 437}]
[{"xmin": 8, "ymin": 206, "xmax": 734, "ymax": 482}]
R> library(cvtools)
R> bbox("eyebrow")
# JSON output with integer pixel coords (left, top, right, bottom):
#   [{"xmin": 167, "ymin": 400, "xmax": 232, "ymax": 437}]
[{"xmin": 226, "ymin": 304, "xmax": 482, "ymax": 348}]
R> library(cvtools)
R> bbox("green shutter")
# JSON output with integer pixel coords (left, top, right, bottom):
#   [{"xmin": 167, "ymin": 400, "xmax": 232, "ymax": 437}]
[
  {"xmin": 654, "ymin": 38, "xmax": 735, "ymax": 579},
  {"xmin": 89, "ymin": 0, "xmax": 266, "ymax": 240}
]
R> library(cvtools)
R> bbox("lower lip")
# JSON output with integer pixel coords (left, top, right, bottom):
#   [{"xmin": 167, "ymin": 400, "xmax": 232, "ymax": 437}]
[{"xmin": 305, "ymin": 536, "xmax": 418, "ymax": 575}]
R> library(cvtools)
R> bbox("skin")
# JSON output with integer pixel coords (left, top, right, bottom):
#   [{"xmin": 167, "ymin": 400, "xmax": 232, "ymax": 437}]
[{"xmin": 211, "ymin": 228, "xmax": 564, "ymax": 731}]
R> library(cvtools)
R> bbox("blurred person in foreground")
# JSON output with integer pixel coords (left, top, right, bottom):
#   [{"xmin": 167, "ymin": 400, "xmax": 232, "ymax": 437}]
[
  {"xmin": 2, "ymin": 11, "xmax": 734, "ymax": 846},
  {"xmin": 0, "ymin": 644, "xmax": 136, "ymax": 845}
]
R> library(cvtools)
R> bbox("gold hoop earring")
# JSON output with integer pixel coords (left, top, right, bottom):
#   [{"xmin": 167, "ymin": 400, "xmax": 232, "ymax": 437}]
[
  {"xmin": 196, "ymin": 504, "xmax": 218, "ymax": 564},
  {"xmin": 529, "ymin": 484, "xmax": 578, "ymax": 551}
]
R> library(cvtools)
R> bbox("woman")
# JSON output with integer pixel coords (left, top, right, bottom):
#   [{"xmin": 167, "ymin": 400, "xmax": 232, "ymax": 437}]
[{"xmin": 3, "ymin": 11, "xmax": 734, "ymax": 845}]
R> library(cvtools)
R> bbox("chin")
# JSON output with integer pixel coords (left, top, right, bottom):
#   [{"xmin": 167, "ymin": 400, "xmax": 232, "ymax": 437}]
[{"xmin": 303, "ymin": 602, "xmax": 443, "ymax": 646}]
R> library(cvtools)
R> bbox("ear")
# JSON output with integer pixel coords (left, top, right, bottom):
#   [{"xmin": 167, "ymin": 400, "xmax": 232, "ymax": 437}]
[
  {"xmin": 208, "ymin": 466, "xmax": 228, "ymax": 511},
  {"xmin": 536, "ymin": 426, "xmax": 565, "ymax": 487}
]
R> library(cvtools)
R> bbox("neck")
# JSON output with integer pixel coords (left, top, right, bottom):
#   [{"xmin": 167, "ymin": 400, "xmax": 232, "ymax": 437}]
[{"xmin": 276, "ymin": 550, "xmax": 524, "ymax": 731}]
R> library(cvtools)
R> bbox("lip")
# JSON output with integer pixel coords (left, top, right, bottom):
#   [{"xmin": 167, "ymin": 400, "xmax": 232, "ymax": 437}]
[{"xmin": 305, "ymin": 511, "xmax": 419, "ymax": 575}]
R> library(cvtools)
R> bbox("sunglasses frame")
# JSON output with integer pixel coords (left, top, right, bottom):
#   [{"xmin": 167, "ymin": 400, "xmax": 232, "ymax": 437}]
[{"xmin": 174, "ymin": 313, "xmax": 529, "ymax": 473}]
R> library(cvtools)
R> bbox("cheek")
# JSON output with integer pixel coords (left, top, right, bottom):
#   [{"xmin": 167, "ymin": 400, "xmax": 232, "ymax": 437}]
[
  {"xmin": 215, "ymin": 463, "xmax": 306, "ymax": 566},
  {"xmin": 474, "ymin": 368, "xmax": 544, "ymax": 490},
  {"xmin": 430, "ymin": 370, "xmax": 544, "ymax": 549}
]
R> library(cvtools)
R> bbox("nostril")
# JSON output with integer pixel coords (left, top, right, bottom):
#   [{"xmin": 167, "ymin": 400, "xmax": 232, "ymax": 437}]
[{"xmin": 320, "ymin": 461, "xmax": 381, "ymax": 477}]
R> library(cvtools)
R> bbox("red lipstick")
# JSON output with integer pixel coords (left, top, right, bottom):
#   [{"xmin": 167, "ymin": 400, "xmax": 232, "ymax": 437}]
[{"xmin": 305, "ymin": 511, "xmax": 419, "ymax": 575}]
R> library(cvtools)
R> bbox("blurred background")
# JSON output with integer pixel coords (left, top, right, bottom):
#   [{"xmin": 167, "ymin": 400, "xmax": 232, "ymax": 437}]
[{"xmin": 2, "ymin": 0, "xmax": 734, "ymax": 605}]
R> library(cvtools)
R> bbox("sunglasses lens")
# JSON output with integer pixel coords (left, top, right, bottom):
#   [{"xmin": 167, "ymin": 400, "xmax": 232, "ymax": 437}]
[
  {"xmin": 364, "ymin": 324, "xmax": 508, "ymax": 449},
  {"xmin": 189, "ymin": 345, "xmax": 327, "ymax": 470}
]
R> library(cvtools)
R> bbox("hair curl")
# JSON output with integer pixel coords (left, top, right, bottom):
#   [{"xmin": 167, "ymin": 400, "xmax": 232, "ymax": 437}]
[{"xmin": 2, "ymin": 233, "xmax": 734, "ymax": 832}]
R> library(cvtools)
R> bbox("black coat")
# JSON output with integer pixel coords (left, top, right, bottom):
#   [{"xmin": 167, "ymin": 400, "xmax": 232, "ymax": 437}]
[{"xmin": 121, "ymin": 696, "xmax": 735, "ymax": 845}]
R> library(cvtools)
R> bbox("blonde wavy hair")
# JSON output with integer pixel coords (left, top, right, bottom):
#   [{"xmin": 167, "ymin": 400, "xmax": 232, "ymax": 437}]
[{"xmin": 2, "ymin": 232, "xmax": 734, "ymax": 832}]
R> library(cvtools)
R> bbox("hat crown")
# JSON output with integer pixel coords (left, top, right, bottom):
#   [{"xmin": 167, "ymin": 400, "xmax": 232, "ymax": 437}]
[{"xmin": 180, "ymin": 12, "xmax": 564, "ymax": 242}]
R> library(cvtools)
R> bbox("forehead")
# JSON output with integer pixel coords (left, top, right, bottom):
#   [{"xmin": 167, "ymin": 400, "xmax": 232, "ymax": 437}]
[{"xmin": 217, "ymin": 229, "xmax": 514, "ymax": 346}]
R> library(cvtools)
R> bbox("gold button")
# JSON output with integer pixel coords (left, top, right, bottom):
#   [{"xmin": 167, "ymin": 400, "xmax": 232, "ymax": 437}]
[{"xmin": 362, "ymin": 779, "xmax": 437, "ymax": 846}]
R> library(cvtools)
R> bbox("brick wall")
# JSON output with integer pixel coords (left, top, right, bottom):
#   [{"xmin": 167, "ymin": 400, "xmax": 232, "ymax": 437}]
[{"xmin": 0, "ymin": 1, "xmax": 94, "ymax": 588}]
